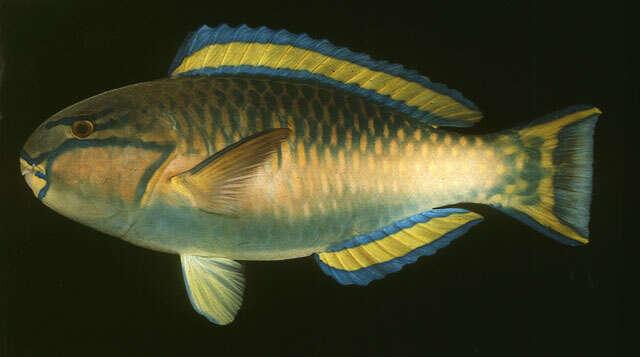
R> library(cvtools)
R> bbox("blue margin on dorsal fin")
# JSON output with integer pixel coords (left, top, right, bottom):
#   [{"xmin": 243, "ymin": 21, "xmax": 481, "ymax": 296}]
[{"xmin": 168, "ymin": 24, "xmax": 482, "ymax": 127}]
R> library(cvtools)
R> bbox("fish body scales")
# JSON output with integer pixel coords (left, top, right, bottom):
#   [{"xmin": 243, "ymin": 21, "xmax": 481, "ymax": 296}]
[{"xmin": 121, "ymin": 76, "xmax": 503, "ymax": 259}]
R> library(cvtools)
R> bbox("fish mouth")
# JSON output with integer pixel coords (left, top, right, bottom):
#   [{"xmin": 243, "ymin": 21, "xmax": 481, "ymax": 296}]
[{"xmin": 20, "ymin": 152, "xmax": 49, "ymax": 200}]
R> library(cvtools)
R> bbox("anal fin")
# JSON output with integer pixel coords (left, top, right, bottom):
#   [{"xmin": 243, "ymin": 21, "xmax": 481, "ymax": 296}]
[
  {"xmin": 315, "ymin": 208, "xmax": 483, "ymax": 286},
  {"xmin": 181, "ymin": 255, "xmax": 245, "ymax": 325}
]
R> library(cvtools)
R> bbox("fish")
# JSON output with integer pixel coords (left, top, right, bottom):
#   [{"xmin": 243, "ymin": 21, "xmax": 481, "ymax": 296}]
[{"xmin": 20, "ymin": 24, "xmax": 600, "ymax": 325}]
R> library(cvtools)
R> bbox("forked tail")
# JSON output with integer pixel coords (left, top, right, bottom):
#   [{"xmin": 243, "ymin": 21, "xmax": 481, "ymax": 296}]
[{"xmin": 489, "ymin": 105, "xmax": 600, "ymax": 246}]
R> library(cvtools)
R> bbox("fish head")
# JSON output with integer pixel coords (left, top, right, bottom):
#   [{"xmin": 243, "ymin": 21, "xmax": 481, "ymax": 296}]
[{"xmin": 20, "ymin": 85, "xmax": 176, "ymax": 237}]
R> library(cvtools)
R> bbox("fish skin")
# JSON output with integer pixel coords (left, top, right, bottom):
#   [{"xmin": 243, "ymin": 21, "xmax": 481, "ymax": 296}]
[{"xmin": 21, "ymin": 75, "xmax": 521, "ymax": 259}]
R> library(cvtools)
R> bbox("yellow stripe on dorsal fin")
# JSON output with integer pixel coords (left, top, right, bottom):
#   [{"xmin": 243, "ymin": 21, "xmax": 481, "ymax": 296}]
[
  {"xmin": 169, "ymin": 24, "xmax": 483, "ymax": 127},
  {"xmin": 315, "ymin": 208, "xmax": 483, "ymax": 286}
]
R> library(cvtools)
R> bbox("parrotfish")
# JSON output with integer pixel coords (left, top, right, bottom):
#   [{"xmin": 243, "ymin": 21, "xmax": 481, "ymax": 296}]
[{"xmin": 20, "ymin": 25, "xmax": 600, "ymax": 325}]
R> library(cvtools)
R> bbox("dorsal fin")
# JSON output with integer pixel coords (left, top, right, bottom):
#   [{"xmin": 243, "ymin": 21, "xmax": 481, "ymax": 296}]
[{"xmin": 169, "ymin": 24, "xmax": 483, "ymax": 127}]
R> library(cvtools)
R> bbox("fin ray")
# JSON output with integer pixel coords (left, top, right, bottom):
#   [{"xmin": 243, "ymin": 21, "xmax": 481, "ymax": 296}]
[
  {"xmin": 181, "ymin": 255, "xmax": 245, "ymax": 325},
  {"xmin": 315, "ymin": 208, "xmax": 483, "ymax": 286},
  {"xmin": 490, "ymin": 105, "xmax": 600, "ymax": 246},
  {"xmin": 171, "ymin": 128, "xmax": 290, "ymax": 216}
]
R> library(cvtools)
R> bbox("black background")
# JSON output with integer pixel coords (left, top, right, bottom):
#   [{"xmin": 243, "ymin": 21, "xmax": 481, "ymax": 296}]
[{"xmin": 0, "ymin": 1, "xmax": 629, "ymax": 356}]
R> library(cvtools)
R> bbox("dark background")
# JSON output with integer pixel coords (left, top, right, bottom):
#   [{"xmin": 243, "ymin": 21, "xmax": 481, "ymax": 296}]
[{"xmin": 0, "ymin": 0, "xmax": 629, "ymax": 356}]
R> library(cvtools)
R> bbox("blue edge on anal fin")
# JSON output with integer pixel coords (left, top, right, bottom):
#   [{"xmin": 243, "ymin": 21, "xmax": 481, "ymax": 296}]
[
  {"xmin": 168, "ymin": 24, "xmax": 480, "ymax": 127},
  {"xmin": 314, "ymin": 208, "xmax": 483, "ymax": 286},
  {"xmin": 490, "ymin": 206, "xmax": 584, "ymax": 247}
]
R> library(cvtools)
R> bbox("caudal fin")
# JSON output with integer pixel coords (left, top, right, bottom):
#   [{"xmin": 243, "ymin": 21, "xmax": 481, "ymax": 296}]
[{"xmin": 491, "ymin": 105, "xmax": 600, "ymax": 246}]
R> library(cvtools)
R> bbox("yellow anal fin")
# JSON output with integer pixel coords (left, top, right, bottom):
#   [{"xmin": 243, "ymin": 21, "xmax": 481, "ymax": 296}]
[
  {"xmin": 171, "ymin": 128, "xmax": 290, "ymax": 216},
  {"xmin": 181, "ymin": 255, "xmax": 245, "ymax": 325},
  {"xmin": 315, "ymin": 208, "xmax": 483, "ymax": 286}
]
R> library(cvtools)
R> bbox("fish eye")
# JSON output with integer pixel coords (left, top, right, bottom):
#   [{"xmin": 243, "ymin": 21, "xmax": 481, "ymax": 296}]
[{"xmin": 72, "ymin": 120, "xmax": 94, "ymax": 138}]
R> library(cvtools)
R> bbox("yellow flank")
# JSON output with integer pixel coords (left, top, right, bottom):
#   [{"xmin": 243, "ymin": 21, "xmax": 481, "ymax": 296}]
[
  {"xmin": 317, "ymin": 212, "xmax": 482, "ymax": 271},
  {"xmin": 171, "ymin": 42, "xmax": 483, "ymax": 124},
  {"xmin": 389, "ymin": 140, "xmax": 398, "ymax": 156},
  {"xmin": 360, "ymin": 133, "xmax": 367, "ymax": 152},
  {"xmin": 420, "ymin": 142, "xmax": 429, "ymax": 157},
  {"xmin": 323, "ymin": 147, "xmax": 333, "ymax": 168},
  {"xmin": 316, "ymin": 122, "xmax": 323, "ymax": 141},
  {"xmin": 337, "ymin": 149, "xmax": 346, "ymax": 169},
  {"xmin": 243, "ymin": 127, "xmax": 502, "ymax": 218},
  {"xmin": 374, "ymin": 138, "xmax": 383, "ymax": 155},
  {"xmin": 404, "ymin": 142, "xmax": 414, "ymax": 156},
  {"xmin": 397, "ymin": 128, "xmax": 405, "ymax": 142},
  {"xmin": 309, "ymin": 145, "xmax": 319, "ymax": 168},
  {"xmin": 413, "ymin": 128, "xmax": 421, "ymax": 141},
  {"xmin": 233, "ymin": 117, "xmax": 502, "ymax": 226},
  {"xmin": 330, "ymin": 125, "xmax": 338, "ymax": 146},
  {"xmin": 368, "ymin": 118, "xmax": 375, "ymax": 135},
  {"xmin": 296, "ymin": 142, "xmax": 306, "ymax": 167},
  {"xmin": 345, "ymin": 129, "xmax": 353, "ymax": 150},
  {"xmin": 302, "ymin": 118, "xmax": 310, "ymax": 138},
  {"xmin": 286, "ymin": 116, "xmax": 296, "ymax": 141}
]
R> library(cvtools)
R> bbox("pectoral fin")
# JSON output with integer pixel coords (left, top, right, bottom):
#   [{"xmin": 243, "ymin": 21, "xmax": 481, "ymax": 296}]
[
  {"xmin": 181, "ymin": 255, "xmax": 245, "ymax": 325},
  {"xmin": 171, "ymin": 128, "xmax": 290, "ymax": 216}
]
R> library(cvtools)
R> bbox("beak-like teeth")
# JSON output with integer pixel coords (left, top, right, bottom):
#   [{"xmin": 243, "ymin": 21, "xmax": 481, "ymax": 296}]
[
  {"xmin": 20, "ymin": 158, "xmax": 34, "ymax": 176},
  {"xmin": 20, "ymin": 157, "xmax": 48, "ymax": 197},
  {"xmin": 20, "ymin": 157, "xmax": 45, "ymax": 177}
]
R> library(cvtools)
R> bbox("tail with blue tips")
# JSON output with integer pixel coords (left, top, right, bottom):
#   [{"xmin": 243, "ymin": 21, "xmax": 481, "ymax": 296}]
[{"xmin": 489, "ymin": 105, "xmax": 600, "ymax": 246}]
